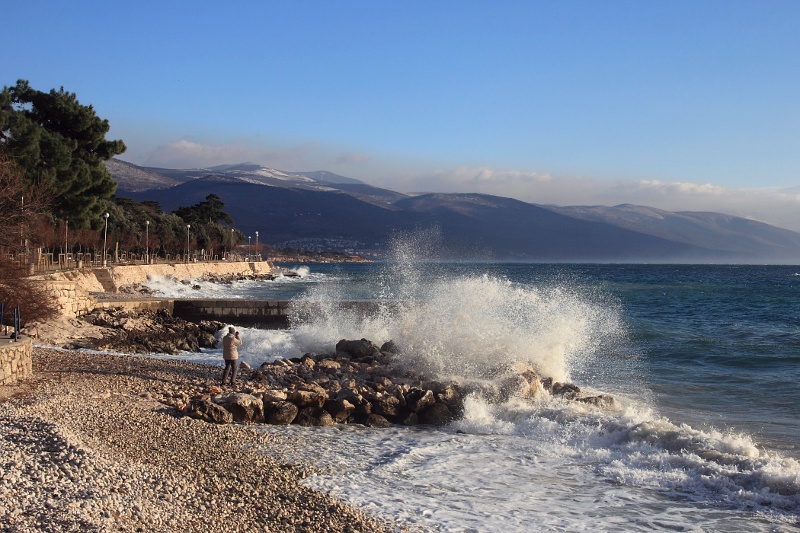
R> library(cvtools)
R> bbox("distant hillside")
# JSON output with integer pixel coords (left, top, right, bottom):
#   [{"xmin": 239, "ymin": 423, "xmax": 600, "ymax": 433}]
[
  {"xmin": 548, "ymin": 204, "xmax": 800, "ymax": 259},
  {"xmin": 105, "ymin": 159, "xmax": 184, "ymax": 193},
  {"xmin": 108, "ymin": 160, "xmax": 800, "ymax": 262}
]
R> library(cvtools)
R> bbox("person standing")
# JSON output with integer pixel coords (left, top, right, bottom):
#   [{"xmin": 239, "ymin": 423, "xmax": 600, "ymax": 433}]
[{"xmin": 221, "ymin": 326, "xmax": 242, "ymax": 385}]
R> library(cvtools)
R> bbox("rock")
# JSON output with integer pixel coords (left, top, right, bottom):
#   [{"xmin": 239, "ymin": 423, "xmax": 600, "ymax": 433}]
[
  {"xmin": 576, "ymin": 395, "xmax": 617, "ymax": 408},
  {"xmin": 365, "ymin": 414, "xmax": 392, "ymax": 428},
  {"xmin": 380, "ymin": 340, "xmax": 399, "ymax": 354},
  {"xmin": 435, "ymin": 384, "xmax": 464, "ymax": 414},
  {"xmin": 405, "ymin": 389, "xmax": 436, "ymax": 413},
  {"xmin": 261, "ymin": 389, "xmax": 288, "ymax": 403},
  {"xmin": 216, "ymin": 393, "xmax": 264, "ymax": 423},
  {"xmin": 335, "ymin": 338, "xmax": 381, "ymax": 359},
  {"xmin": 324, "ymin": 399, "xmax": 355, "ymax": 423},
  {"xmin": 550, "ymin": 382, "xmax": 581, "ymax": 399},
  {"xmin": 372, "ymin": 395, "xmax": 402, "ymax": 418},
  {"xmin": 288, "ymin": 389, "xmax": 327, "ymax": 409},
  {"xmin": 419, "ymin": 403, "xmax": 454, "ymax": 426},
  {"xmin": 186, "ymin": 398, "xmax": 233, "ymax": 425},
  {"xmin": 316, "ymin": 359, "xmax": 341, "ymax": 373},
  {"xmin": 498, "ymin": 374, "xmax": 537, "ymax": 401},
  {"xmin": 296, "ymin": 407, "xmax": 335, "ymax": 427},
  {"xmin": 265, "ymin": 401, "xmax": 298, "ymax": 425},
  {"xmin": 401, "ymin": 412, "xmax": 419, "ymax": 426}
]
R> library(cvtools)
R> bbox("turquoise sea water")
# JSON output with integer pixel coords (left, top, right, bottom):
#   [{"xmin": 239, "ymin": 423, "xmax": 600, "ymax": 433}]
[{"xmin": 148, "ymin": 262, "xmax": 800, "ymax": 531}]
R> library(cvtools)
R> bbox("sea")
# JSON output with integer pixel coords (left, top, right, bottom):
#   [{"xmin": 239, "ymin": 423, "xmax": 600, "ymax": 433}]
[{"xmin": 143, "ymin": 259, "xmax": 800, "ymax": 532}]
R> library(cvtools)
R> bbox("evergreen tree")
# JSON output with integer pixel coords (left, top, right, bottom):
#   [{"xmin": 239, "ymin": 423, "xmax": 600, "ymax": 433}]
[
  {"xmin": 0, "ymin": 79, "xmax": 126, "ymax": 229},
  {"xmin": 174, "ymin": 194, "xmax": 234, "ymax": 225}
]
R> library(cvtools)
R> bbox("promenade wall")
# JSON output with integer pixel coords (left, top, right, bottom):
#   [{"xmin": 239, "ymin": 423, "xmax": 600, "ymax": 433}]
[
  {"xmin": 108, "ymin": 261, "xmax": 275, "ymax": 289},
  {"xmin": 0, "ymin": 337, "xmax": 32, "ymax": 385},
  {"xmin": 35, "ymin": 261, "xmax": 277, "ymax": 318}
]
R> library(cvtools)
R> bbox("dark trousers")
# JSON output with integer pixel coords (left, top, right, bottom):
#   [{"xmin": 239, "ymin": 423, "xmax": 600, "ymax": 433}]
[{"xmin": 222, "ymin": 359, "xmax": 238, "ymax": 384}]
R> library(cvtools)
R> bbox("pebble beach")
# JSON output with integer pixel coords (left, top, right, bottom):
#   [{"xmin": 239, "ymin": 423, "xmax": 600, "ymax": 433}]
[{"xmin": 0, "ymin": 348, "xmax": 397, "ymax": 532}]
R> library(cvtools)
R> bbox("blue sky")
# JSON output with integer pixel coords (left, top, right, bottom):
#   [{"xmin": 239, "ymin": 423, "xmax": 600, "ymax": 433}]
[{"xmin": 4, "ymin": 1, "xmax": 800, "ymax": 229}]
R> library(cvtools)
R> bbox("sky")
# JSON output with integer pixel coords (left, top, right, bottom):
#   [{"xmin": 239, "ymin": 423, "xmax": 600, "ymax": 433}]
[{"xmin": 4, "ymin": 1, "xmax": 800, "ymax": 230}]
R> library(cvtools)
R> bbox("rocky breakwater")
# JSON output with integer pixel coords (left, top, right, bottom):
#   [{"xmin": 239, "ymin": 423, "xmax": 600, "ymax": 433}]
[
  {"xmin": 75, "ymin": 307, "xmax": 224, "ymax": 354},
  {"xmin": 201, "ymin": 268, "xmax": 300, "ymax": 284},
  {"xmin": 186, "ymin": 338, "xmax": 617, "ymax": 428}
]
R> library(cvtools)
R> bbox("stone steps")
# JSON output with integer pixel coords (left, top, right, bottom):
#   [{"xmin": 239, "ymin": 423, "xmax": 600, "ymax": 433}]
[{"xmin": 92, "ymin": 268, "xmax": 117, "ymax": 293}]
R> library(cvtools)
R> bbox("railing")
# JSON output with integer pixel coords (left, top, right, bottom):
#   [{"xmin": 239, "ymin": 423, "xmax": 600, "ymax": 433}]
[
  {"xmin": 7, "ymin": 250, "xmax": 264, "ymax": 275},
  {"xmin": 0, "ymin": 301, "xmax": 22, "ymax": 340}
]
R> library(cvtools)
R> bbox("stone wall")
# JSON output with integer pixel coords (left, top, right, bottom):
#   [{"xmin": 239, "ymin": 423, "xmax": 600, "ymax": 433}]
[
  {"xmin": 41, "ymin": 260, "xmax": 276, "ymax": 294},
  {"xmin": 0, "ymin": 337, "xmax": 32, "ymax": 385},
  {"xmin": 108, "ymin": 261, "xmax": 276, "ymax": 291},
  {"xmin": 37, "ymin": 280, "xmax": 96, "ymax": 318}
]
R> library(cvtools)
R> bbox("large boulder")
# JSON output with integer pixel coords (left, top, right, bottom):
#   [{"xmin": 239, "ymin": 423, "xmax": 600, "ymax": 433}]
[
  {"xmin": 405, "ymin": 389, "xmax": 436, "ymax": 413},
  {"xmin": 365, "ymin": 414, "xmax": 392, "ymax": 428},
  {"xmin": 266, "ymin": 401, "xmax": 298, "ymax": 425},
  {"xmin": 419, "ymin": 403, "xmax": 454, "ymax": 426},
  {"xmin": 296, "ymin": 407, "xmax": 335, "ymax": 427},
  {"xmin": 372, "ymin": 395, "xmax": 402, "ymax": 418},
  {"xmin": 288, "ymin": 389, "xmax": 327, "ymax": 409},
  {"xmin": 186, "ymin": 398, "xmax": 233, "ymax": 425},
  {"xmin": 215, "ymin": 393, "xmax": 264, "ymax": 423},
  {"xmin": 324, "ymin": 398, "xmax": 355, "ymax": 423},
  {"xmin": 335, "ymin": 338, "xmax": 381, "ymax": 359},
  {"xmin": 261, "ymin": 389, "xmax": 288, "ymax": 403}
]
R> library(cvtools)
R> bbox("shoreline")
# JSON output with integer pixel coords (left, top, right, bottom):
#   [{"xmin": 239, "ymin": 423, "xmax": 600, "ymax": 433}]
[{"xmin": 0, "ymin": 347, "xmax": 399, "ymax": 532}]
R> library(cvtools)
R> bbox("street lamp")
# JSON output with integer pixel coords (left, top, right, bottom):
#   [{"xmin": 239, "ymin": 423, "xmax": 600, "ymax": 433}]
[
  {"xmin": 102, "ymin": 212, "xmax": 109, "ymax": 267},
  {"xmin": 186, "ymin": 224, "xmax": 191, "ymax": 263},
  {"xmin": 145, "ymin": 220, "xmax": 149, "ymax": 264},
  {"xmin": 255, "ymin": 231, "xmax": 259, "ymax": 261},
  {"xmin": 248, "ymin": 235, "xmax": 251, "ymax": 261},
  {"xmin": 64, "ymin": 220, "xmax": 68, "ymax": 267},
  {"xmin": 230, "ymin": 228, "xmax": 234, "ymax": 259}
]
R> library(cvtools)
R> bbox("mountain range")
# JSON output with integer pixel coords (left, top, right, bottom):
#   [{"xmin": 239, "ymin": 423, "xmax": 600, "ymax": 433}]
[{"xmin": 106, "ymin": 159, "xmax": 800, "ymax": 262}]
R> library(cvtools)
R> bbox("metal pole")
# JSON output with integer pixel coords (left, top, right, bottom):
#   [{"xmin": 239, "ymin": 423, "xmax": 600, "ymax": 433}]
[
  {"xmin": 102, "ymin": 212, "xmax": 109, "ymax": 266},
  {"xmin": 65, "ymin": 220, "xmax": 68, "ymax": 267},
  {"xmin": 13, "ymin": 305, "xmax": 20, "ymax": 341},
  {"xmin": 186, "ymin": 224, "xmax": 191, "ymax": 263},
  {"xmin": 255, "ymin": 231, "xmax": 259, "ymax": 261},
  {"xmin": 248, "ymin": 236, "xmax": 251, "ymax": 261},
  {"xmin": 145, "ymin": 220, "xmax": 149, "ymax": 264},
  {"xmin": 231, "ymin": 228, "xmax": 234, "ymax": 259}
]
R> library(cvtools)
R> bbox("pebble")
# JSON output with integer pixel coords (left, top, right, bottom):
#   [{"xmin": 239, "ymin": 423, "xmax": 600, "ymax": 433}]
[{"xmin": 0, "ymin": 348, "xmax": 402, "ymax": 532}]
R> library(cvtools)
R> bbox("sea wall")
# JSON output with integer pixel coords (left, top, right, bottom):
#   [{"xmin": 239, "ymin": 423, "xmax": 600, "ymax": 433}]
[
  {"xmin": 37, "ymin": 280, "xmax": 96, "ymax": 318},
  {"xmin": 0, "ymin": 337, "xmax": 32, "ymax": 385},
  {"xmin": 108, "ymin": 261, "xmax": 276, "ymax": 290},
  {"xmin": 172, "ymin": 299, "xmax": 290, "ymax": 327},
  {"xmin": 40, "ymin": 261, "xmax": 276, "ymax": 296}
]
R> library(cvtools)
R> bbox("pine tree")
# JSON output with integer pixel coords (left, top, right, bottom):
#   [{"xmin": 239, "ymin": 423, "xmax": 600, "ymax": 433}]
[{"xmin": 0, "ymin": 79, "xmax": 126, "ymax": 229}]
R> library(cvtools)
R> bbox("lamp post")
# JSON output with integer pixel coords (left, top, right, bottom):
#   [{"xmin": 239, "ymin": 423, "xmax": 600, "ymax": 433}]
[
  {"xmin": 64, "ymin": 220, "xmax": 68, "ymax": 267},
  {"xmin": 248, "ymin": 235, "xmax": 251, "ymax": 261},
  {"xmin": 255, "ymin": 231, "xmax": 259, "ymax": 261},
  {"xmin": 230, "ymin": 228, "xmax": 234, "ymax": 259},
  {"xmin": 186, "ymin": 224, "xmax": 191, "ymax": 263},
  {"xmin": 145, "ymin": 220, "xmax": 150, "ymax": 264},
  {"xmin": 102, "ymin": 212, "xmax": 109, "ymax": 267}
]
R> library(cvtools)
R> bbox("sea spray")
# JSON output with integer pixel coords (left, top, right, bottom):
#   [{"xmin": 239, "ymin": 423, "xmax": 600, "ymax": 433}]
[
  {"xmin": 142, "ymin": 261, "xmax": 800, "ymax": 530},
  {"xmin": 289, "ymin": 264, "xmax": 625, "ymax": 384}
]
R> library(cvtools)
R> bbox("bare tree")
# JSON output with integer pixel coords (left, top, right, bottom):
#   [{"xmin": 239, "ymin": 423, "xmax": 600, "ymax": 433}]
[
  {"xmin": 0, "ymin": 152, "xmax": 54, "ymax": 254},
  {"xmin": 0, "ymin": 152, "xmax": 58, "ymax": 327},
  {"xmin": 0, "ymin": 254, "xmax": 58, "ymax": 327}
]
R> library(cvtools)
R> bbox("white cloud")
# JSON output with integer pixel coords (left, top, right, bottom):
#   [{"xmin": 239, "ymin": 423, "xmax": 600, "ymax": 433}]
[
  {"xmin": 332, "ymin": 152, "xmax": 372, "ymax": 166},
  {"xmin": 145, "ymin": 139, "xmax": 326, "ymax": 170}
]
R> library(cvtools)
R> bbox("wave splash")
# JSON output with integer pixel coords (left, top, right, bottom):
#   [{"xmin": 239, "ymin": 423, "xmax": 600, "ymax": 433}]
[{"xmin": 283, "ymin": 243, "xmax": 800, "ymax": 522}]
